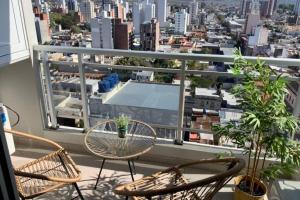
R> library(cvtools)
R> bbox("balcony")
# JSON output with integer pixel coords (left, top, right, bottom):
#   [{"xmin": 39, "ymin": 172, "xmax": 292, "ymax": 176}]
[{"xmin": 1, "ymin": 45, "xmax": 300, "ymax": 199}]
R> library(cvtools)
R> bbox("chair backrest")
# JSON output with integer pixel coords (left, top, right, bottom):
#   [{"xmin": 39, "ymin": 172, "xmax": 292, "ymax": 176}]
[{"xmin": 115, "ymin": 157, "xmax": 245, "ymax": 200}]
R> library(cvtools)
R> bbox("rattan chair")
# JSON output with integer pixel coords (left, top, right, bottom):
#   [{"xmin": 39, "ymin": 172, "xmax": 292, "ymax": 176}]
[
  {"xmin": 5, "ymin": 129, "xmax": 84, "ymax": 200},
  {"xmin": 114, "ymin": 157, "xmax": 245, "ymax": 200}
]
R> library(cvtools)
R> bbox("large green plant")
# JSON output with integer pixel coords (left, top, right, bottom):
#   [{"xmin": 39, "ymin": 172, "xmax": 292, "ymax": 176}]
[{"xmin": 213, "ymin": 50, "xmax": 300, "ymax": 195}]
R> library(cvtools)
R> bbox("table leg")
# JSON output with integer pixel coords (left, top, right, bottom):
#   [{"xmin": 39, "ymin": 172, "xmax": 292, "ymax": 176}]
[
  {"xmin": 94, "ymin": 159, "xmax": 106, "ymax": 189},
  {"xmin": 128, "ymin": 160, "xmax": 135, "ymax": 181}
]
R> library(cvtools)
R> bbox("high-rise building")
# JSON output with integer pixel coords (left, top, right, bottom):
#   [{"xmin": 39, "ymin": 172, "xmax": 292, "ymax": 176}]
[
  {"xmin": 133, "ymin": 0, "xmax": 156, "ymax": 35},
  {"xmin": 266, "ymin": 0, "xmax": 276, "ymax": 17},
  {"xmin": 33, "ymin": 11, "xmax": 51, "ymax": 44},
  {"xmin": 140, "ymin": 19, "xmax": 160, "ymax": 51},
  {"xmin": 60, "ymin": 0, "xmax": 67, "ymax": 11},
  {"xmin": 295, "ymin": 0, "xmax": 300, "ymax": 15},
  {"xmin": 199, "ymin": 10, "xmax": 207, "ymax": 26},
  {"xmin": 157, "ymin": 0, "xmax": 167, "ymax": 27},
  {"xmin": 175, "ymin": 9, "xmax": 189, "ymax": 34},
  {"xmin": 68, "ymin": 0, "xmax": 79, "ymax": 12},
  {"xmin": 143, "ymin": 2, "xmax": 155, "ymax": 22},
  {"xmin": 248, "ymin": 26, "xmax": 269, "ymax": 46},
  {"xmin": 244, "ymin": 0, "xmax": 261, "ymax": 35},
  {"xmin": 114, "ymin": 3, "xmax": 125, "ymax": 22},
  {"xmin": 241, "ymin": 0, "xmax": 251, "ymax": 17},
  {"xmin": 79, "ymin": 0, "xmax": 96, "ymax": 23},
  {"xmin": 91, "ymin": 16, "xmax": 114, "ymax": 49},
  {"xmin": 189, "ymin": 0, "xmax": 198, "ymax": 24},
  {"xmin": 133, "ymin": 2, "xmax": 142, "ymax": 35},
  {"xmin": 113, "ymin": 18, "xmax": 134, "ymax": 49}
]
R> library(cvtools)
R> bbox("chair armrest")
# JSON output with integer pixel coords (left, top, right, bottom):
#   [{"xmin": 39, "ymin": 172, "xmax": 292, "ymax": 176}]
[
  {"xmin": 4, "ymin": 129, "xmax": 63, "ymax": 150},
  {"xmin": 14, "ymin": 168, "xmax": 80, "ymax": 183}
]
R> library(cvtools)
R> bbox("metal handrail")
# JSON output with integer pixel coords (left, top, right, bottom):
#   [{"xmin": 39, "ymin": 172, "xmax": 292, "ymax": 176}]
[
  {"xmin": 33, "ymin": 45, "xmax": 300, "ymax": 144},
  {"xmin": 33, "ymin": 45, "xmax": 300, "ymax": 67}
]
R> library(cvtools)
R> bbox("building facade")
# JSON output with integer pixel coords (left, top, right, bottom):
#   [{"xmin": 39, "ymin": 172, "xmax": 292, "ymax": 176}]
[
  {"xmin": 140, "ymin": 19, "xmax": 160, "ymax": 51},
  {"xmin": 295, "ymin": 0, "xmax": 300, "ymax": 15},
  {"xmin": 91, "ymin": 17, "xmax": 114, "ymax": 49},
  {"xmin": 175, "ymin": 9, "xmax": 189, "ymax": 34},
  {"xmin": 67, "ymin": 0, "xmax": 79, "ymax": 12},
  {"xmin": 79, "ymin": 0, "xmax": 96, "ymax": 23},
  {"xmin": 189, "ymin": 0, "xmax": 199, "ymax": 24},
  {"xmin": 248, "ymin": 26, "xmax": 270, "ymax": 46},
  {"xmin": 133, "ymin": 2, "xmax": 142, "ymax": 35},
  {"xmin": 143, "ymin": 2, "xmax": 156, "ymax": 22},
  {"xmin": 113, "ymin": 19, "xmax": 133, "ymax": 50},
  {"xmin": 157, "ymin": 0, "xmax": 167, "ymax": 27},
  {"xmin": 244, "ymin": 0, "xmax": 261, "ymax": 35}
]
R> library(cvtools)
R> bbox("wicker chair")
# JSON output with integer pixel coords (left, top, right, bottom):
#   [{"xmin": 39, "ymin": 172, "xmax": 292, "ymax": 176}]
[
  {"xmin": 114, "ymin": 157, "xmax": 245, "ymax": 200},
  {"xmin": 5, "ymin": 129, "xmax": 84, "ymax": 200}
]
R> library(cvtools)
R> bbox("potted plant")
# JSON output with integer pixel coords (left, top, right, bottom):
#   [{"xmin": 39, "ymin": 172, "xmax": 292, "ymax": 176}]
[
  {"xmin": 115, "ymin": 114, "xmax": 129, "ymax": 138},
  {"xmin": 213, "ymin": 50, "xmax": 300, "ymax": 200}
]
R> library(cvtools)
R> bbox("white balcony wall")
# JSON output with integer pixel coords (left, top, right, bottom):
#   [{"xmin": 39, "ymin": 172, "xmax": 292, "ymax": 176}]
[{"xmin": 0, "ymin": 0, "xmax": 43, "ymax": 134}]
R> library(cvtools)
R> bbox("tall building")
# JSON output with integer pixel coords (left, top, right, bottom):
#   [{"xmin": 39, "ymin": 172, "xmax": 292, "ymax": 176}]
[
  {"xmin": 59, "ymin": 0, "xmax": 67, "ymax": 11},
  {"xmin": 113, "ymin": 18, "xmax": 134, "ymax": 49},
  {"xmin": 91, "ymin": 16, "xmax": 114, "ymax": 49},
  {"xmin": 133, "ymin": 2, "xmax": 142, "ymax": 35},
  {"xmin": 140, "ymin": 19, "xmax": 160, "ymax": 51},
  {"xmin": 143, "ymin": 2, "xmax": 155, "ymax": 22},
  {"xmin": 114, "ymin": 3, "xmax": 125, "ymax": 21},
  {"xmin": 175, "ymin": 9, "xmax": 189, "ymax": 34},
  {"xmin": 189, "ymin": 0, "xmax": 199, "ymax": 24},
  {"xmin": 33, "ymin": 8, "xmax": 51, "ymax": 44},
  {"xmin": 240, "ymin": 0, "xmax": 251, "ymax": 18},
  {"xmin": 248, "ymin": 26, "xmax": 269, "ymax": 46},
  {"xmin": 266, "ymin": 0, "xmax": 276, "ymax": 17},
  {"xmin": 132, "ymin": 0, "xmax": 156, "ymax": 35},
  {"xmin": 244, "ymin": 0, "xmax": 261, "ymax": 35},
  {"xmin": 79, "ymin": 0, "xmax": 96, "ymax": 23},
  {"xmin": 68, "ymin": 0, "xmax": 79, "ymax": 12},
  {"xmin": 199, "ymin": 10, "xmax": 207, "ymax": 26},
  {"xmin": 295, "ymin": 0, "xmax": 300, "ymax": 15},
  {"xmin": 157, "ymin": 0, "xmax": 167, "ymax": 27}
]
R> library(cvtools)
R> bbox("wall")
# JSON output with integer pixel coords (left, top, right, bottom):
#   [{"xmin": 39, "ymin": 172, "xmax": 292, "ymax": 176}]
[
  {"xmin": 0, "ymin": 0, "xmax": 43, "ymax": 135},
  {"xmin": 0, "ymin": 59, "xmax": 43, "ymax": 134}
]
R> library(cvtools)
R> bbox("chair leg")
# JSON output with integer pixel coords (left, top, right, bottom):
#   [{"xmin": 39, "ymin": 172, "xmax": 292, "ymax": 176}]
[
  {"xmin": 128, "ymin": 160, "xmax": 135, "ymax": 181},
  {"xmin": 57, "ymin": 155, "xmax": 84, "ymax": 200},
  {"xmin": 131, "ymin": 160, "xmax": 136, "ymax": 175},
  {"xmin": 94, "ymin": 159, "xmax": 106, "ymax": 189},
  {"xmin": 73, "ymin": 183, "xmax": 84, "ymax": 200}
]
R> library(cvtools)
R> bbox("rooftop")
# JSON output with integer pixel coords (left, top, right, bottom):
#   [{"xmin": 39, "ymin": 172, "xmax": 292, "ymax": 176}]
[{"xmin": 105, "ymin": 81, "xmax": 180, "ymax": 111}]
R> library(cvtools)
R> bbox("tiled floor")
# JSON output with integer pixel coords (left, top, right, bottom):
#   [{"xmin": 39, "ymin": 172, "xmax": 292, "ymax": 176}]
[{"xmin": 11, "ymin": 148, "xmax": 238, "ymax": 200}]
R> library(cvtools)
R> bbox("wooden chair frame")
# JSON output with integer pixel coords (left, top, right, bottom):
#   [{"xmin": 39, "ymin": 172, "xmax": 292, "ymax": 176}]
[
  {"xmin": 114, "ymin": 157, "xmax": 245, "ymax": 200},
  {"xmin": 4, "ymin": 129, "xmax": 84, "ymax": 200}
]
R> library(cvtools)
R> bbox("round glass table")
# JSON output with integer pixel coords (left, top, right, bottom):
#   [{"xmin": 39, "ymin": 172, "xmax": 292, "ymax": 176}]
[{"xmin": 84, "ymin": 119, "xmax": 156, "ymax": 189}]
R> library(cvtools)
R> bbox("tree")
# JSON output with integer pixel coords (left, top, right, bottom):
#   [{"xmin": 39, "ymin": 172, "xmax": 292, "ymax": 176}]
[
  {"xmin": 50, "ymin": 13, "xmax": 62, "ymax": 28},
  {"xmin": 187, "ymin": 60, "xmax": 208, "ymax": 70},
  {"xmin": 70, "ymin": 25, "xmax": 81, "ymax": 34},
  {"xmin": 153, "ymin": 59, "xmax": 176, "ymax": 68},
  {"xmin": 213, "ymin": 50, "xmax": 300, "ymax": 198},
  {"xmin": 189, "ymin": 75, "xmax": 215, "ymax": 91}
]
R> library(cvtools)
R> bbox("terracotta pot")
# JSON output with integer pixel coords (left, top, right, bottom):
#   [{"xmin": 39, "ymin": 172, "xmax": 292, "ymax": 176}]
[{"xmin": 234, "ymin": 175, "xmax": 267, "ymax": 200}]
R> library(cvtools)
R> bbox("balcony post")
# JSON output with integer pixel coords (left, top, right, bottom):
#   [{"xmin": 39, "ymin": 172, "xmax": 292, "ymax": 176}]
[
  {"xmin": 33, "ymin": 50, "xmax": 48, "ymax": 129},
  {"xmin": 42, "ymin": 51, "xmax": 58, "ymax": 129},
  {"xmin": 78, "ymin": 53, "xmax": 90, "ymax": 130},
  {"xmin": 293, "ymin": 83, "xmax": 300, "ymax": 139},
  {"xmin": 175, "ymin": 60, "xmax": 186, "ymax": 145}
]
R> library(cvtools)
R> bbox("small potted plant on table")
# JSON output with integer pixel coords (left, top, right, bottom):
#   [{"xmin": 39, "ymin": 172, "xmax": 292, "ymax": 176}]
[
  {"xmin": 213, "ymin": 50, "xmax": 300, "ymax": 200},
  {"xmin": 115, "ymin": 114, "xmax": 129, "ymax": 138}
]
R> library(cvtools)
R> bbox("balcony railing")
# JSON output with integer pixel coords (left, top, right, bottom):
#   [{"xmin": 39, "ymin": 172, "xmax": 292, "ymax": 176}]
[{"xmin": 32, "ymin": 45, "xmax": 300, "ymax": 145}]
